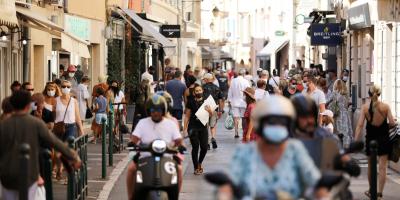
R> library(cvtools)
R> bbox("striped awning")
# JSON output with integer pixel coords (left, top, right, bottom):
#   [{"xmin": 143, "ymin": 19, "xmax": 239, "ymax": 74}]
[{"xmin": 0, "ymin": 0, "xmax": 19, "ymax": 27}]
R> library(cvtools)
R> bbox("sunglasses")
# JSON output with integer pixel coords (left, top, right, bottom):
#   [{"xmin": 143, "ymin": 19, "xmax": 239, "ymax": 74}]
[
  {"xmin": 61, "ymin": 86, "xmax": 71, "ymax": 88},
  {"xmin": 150, "ymin": 108, "xmax": 163, "ymax": 113},
  {"xmin": 27, "ymin": 89, "xmax": 34, "ymax": 91}
]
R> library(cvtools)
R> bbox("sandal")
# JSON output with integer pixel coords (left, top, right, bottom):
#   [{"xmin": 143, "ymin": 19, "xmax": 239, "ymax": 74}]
[
  {"xmin": 194, "ymin": 168, "xmax": 202, "ymax": 175},
  {"xmin": 364, "ymin": 190, "xmax": 370, "ymax": 198},
  {"xmin": 198, "ymin": 164, "xmax": 204, "ymax": 173}
]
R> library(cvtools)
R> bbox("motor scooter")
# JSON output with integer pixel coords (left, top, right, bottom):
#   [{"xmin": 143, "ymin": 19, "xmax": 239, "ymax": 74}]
[{"xmin": 127, "ymin": 140, "xmax": 182, "ymax": 200}]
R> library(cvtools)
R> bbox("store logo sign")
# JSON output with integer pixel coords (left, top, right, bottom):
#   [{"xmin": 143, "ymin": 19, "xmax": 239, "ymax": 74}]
[
  {"xmin": 160, "ymin": 25, "xmax": 181, "ymax": 38},
  {"xmin": 310, "ymin": 23, "xmax": 342, "ymax": 46},
  {"xmin": 65, "ymin": 15, "xmax": 91, "ymax": 41},
  {"xmin": 348, "ymin": 3, "xmax": 371, "ymax": 29}
]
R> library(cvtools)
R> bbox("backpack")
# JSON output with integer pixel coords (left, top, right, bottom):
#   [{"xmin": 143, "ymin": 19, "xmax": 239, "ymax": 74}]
[{"xmin": 203, "ymin": 83, "xmax": 220, "ymax": 101}]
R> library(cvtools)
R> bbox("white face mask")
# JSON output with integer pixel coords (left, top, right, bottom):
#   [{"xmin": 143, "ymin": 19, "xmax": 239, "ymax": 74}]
[
  {"xmin": 31, "ymin": 102, "xmax": 37, "ymax": 111},
  {"xmin": 47, "ymin": 90, "xmax": 55, "ymax": 97},
  {"xmin": 68, "ymin": 73, "xmax": 75, "ymax": 78},
  {"xmin": 342, "ymin": 76, "xmax": 349, "ymax": 82},
  {"xmin": 62, "ymin": 88, "xmax": 71, "ymax": 94}
]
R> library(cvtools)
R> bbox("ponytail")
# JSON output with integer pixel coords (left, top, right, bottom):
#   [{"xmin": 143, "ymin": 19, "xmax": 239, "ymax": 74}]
[{"xmin": 368, "ymin": 86, "xmax": 380, "ymax": 121}]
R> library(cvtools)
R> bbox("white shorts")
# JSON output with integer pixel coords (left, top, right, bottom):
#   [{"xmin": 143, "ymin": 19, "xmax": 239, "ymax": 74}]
[{"xmin": 232, "ymin": 107, "xmax": 246, "ymax": 118}]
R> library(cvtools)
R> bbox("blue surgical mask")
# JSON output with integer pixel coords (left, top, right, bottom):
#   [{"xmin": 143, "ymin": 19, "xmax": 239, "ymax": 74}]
[{"xmin": 262, "ymin": 125, "xmax": 288, "ymax": 143}]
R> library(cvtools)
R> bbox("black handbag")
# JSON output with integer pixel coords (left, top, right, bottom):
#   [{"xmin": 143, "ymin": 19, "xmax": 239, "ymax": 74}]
[{"xmin": 85, "ymin": 107, "xmax": 93, "ymax": 119}]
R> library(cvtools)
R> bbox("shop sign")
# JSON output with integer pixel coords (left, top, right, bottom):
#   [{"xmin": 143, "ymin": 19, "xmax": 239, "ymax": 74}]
[
  {"xmin": 160, "ymin": 25, "xmax": 181, "ymax": 38},
  {"xmin": 310, "ymin": 23, "xmax": 341, "ymax": 46},
  {"xmin": 65, "ymin": 15, "xmax": 91, "ymax": 41},
  {"xmin": 348, "ymin": 3, "xmax": 371, "ymax": 30}
]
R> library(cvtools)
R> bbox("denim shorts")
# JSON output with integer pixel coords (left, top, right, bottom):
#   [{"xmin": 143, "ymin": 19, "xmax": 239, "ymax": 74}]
[
  {"xmin": 95, "ymin": 113, "xmax": 108, "ymax": 125},
  {"xmin": 63, "ymin": 123, "xmax": 77, "ymax": 141}
]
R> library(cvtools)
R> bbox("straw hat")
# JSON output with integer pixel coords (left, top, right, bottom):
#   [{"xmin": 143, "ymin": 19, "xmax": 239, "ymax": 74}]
[{"xmin": 243, "ymin": 87, "xmax": 255, "ymax": 100}]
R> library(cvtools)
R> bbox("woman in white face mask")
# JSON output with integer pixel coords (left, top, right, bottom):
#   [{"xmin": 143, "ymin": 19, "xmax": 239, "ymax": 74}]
[
  {"xmin": 55, "ymin": 80, "xmax": 84, "ymax": 140},
  {"xmin": 42, "ymin": 82, "xmax": 61, "ymax": 129}
]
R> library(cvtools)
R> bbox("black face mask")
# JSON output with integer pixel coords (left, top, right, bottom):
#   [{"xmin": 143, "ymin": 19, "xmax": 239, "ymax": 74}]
[{"xmin": 195, "ymin": 93, "xmax": 203, "ymax": 98}]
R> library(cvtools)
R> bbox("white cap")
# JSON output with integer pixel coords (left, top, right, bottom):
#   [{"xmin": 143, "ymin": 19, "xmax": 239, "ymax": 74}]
[
  {"xmin": 261, "ymin": 70, "xmax": 268, "ymax": 76},
  {"xmin": 202, "ymin": 73, "xmax": 213, "ymax": 80},
  {"xmin": 320, "ymin": 110, "xmax": 334, "ymax": 118},
  {"xmin": 257, "ymin": 68, "xmax": 263, "ymax": 72}
]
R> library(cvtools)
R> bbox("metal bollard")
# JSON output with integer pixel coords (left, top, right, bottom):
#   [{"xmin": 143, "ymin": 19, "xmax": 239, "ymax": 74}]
[
  {"xmin": 42, "ymin": 149, "xmax": 53, "ymax": 200},
  {"xmin": 101, "ymin": 118, "xmax": 107, "ymax": 179},
  {"xmin": 67, "ymin": 137, "xmax": 75, "ymax": 200},
  {"xmin": 370, "ymin": 140, "xmax": 378, "ymax": 200},
  {"xmin": 108, "ymin": 113, "xmax": 114, "ymax": 166},
  {"xmin": 19, "ymin": 144, "xmax": 30, "ymax": 200}
]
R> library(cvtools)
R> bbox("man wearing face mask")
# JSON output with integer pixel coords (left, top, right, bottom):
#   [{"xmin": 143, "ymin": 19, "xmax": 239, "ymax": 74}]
[
  {"xmin": 62, "ymin": 65, "xmax": 78, "ymax": 90},
  {"xmin": 221, "ymin": 95, "xmax": 320, "ymax": 199}
]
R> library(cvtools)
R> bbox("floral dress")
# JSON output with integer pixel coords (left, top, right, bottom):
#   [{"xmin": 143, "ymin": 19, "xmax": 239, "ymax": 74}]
[
  {"xmin": 328, "ymin": 91, "xmax": 353, "ymax": 148},
  {"xmin": 229, "ymin": 140, "xmax": 321, "ymax": 199}
]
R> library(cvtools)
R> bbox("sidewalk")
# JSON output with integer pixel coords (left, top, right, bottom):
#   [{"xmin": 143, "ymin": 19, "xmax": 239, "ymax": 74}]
[{"xmin": 52, "ymin": 124, "xmax": 130, "ymax": 200}]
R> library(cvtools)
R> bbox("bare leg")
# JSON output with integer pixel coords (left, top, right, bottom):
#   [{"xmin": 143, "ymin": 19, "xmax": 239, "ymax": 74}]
[
  {"xmin": 234, "ymin": 117, "xmax": 239, "ymax": 136},
  {"xmin": 211, "ymin": 126, "xmax": 217, "ymax": 138},
  {"xmin": 177, "ymin": 164, "xmax": 183, "ymax": 191},
  {"xmin": 126, "ymin": 162, "xmax": 137, "ymax": 200},
  {"xmin": 378, "ymin": 155, "xmax": 388, "ymax": 194}
]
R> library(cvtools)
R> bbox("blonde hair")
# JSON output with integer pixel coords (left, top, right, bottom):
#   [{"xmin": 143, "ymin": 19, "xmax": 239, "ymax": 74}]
[
  {"xmin": 368, "ymin": 85, "xmax": 382, "ymax": 120},
  {"xmin": 333, "ymin": 79, "xmax": 348, "ymax": 95}
]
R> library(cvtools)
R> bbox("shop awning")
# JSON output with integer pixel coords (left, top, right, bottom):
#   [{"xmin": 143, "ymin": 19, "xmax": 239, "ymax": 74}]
[
  {"xmin": 0, "ymin": 0, "xmax": 18, "ymax": 27},
  {"xmin": 16, "ymin": 7, "xmax": 63, "ymax": 32},
  {"xmin": 61, "ymin": 32, "xmax": 91, "ymax": 58},
  {"xmin": 257, "ymin": 39, "xmax": 289, "ymax": 57},
  {"xmin": 115, "ymin": 8, "xmax": 176, "ymax": 50}
]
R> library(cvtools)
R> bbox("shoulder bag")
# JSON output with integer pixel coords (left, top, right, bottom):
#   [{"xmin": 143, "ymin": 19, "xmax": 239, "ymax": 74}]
[{"xmin": 53, "ymin": 97, "xmax": 72, "ymax": 138}]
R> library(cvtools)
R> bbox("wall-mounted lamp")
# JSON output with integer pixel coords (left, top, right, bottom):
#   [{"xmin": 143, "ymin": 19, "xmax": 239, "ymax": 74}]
[
  {"xmin": 212, "ymin": 6, "xmax": 220, "ymax": 18},
  {"xmin": 0, "ymin": 27, "xmax": 8, "ymax": 41}
]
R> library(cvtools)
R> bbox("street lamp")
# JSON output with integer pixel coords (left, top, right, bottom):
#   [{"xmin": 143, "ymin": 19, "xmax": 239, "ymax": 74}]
[
  {"xmin": 212, "ymin": 6, "xmax": 220, "ymax": 18},
  {"xmin": 0, "ymin": 27, "xmax": 7, "ymax": 41}
]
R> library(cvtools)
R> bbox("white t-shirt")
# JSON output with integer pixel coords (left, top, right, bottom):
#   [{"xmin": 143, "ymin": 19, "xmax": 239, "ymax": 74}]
[
  {"xmin": 77, "ymin": 83, "xmax": 90, "ymax": 119},
  {"xmin": 254, "ymin": 88, "xmax": 269, "ymax": 101},
  {"xmin": 132, "ymin": 117, "xmax": 182, "ymax": 146},
  {"xmin": 323, "ymin": 123, "xmax": 334, "ymax": 134},
  {"xmin": 227, "ymin": 76, "xmax": 251, "ymax": 108},
  {"xmin": 113, "ymin": 90, "xmax": 125, "ymax": 110},
  {"xmin": 303, "ymin": 88, "xmax": 326, "ymax": 106}
]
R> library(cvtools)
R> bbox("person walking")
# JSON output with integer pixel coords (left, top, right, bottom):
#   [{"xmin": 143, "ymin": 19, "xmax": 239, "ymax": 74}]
[
  {"xmin": 215, "ymin": 70, "xmax": 229, "ymax": 100},
  {"xmin": 76, "ymin": 76, "xmax": 91, "ymax": 122},
  {"xmin": 31, "ymin": 93, "xmax": 54, "ymax": 127},
  {"xmin": 254, "ymin": 80, "xmax": 269, "ymax": 101},
  {"xmin": 354, "ymin": 85, "xmax": 395, "ymax": 199},
  {"xmin": 242, "ymin": 87, "xmax": 257, "ymax": 142},
  {"xmin": 283, "ymin": 78, "xmax": 300, "ymax": 98},
  {"xmin": 92, "ymin": 87, "xmax": 108, "ymax": 144},
  {"xmin": 166, "ymin": 70, "xmax": 187, "ymax": 121},
  {"xmin": 55, "ymin": 80, "xmax": 85, "ymax": 141},
  {"xmin": 132, "ymin": 79, "xmax": 151, "ymax": 128},
  {"xmin": 227, "ymin": 69, "xmax": 250, "ymax": 138},
  {"xmin": 42, "ymin": 82, "xmax": 61, "ymax": 130},
  {"xmin": 302, "ymin": 74, "xmax": 326, "ymax": 123},
  {"xmin": 184, "ymin": 85, "xmax": 211, "ymax": 175},
  {"xmin": 328, "ymin": 79, "xmax": 353, "ymax": 147},
  {"xmin": 0, "ymin": 90, "xmax": 81, "ymax": 200},
  {"xmin": 202, "ymin": 73, "xmax": 224, "ymax": 149},
  {"xmin": 184, "ymin": 75, "xmax": 197, "ymax": 103}
]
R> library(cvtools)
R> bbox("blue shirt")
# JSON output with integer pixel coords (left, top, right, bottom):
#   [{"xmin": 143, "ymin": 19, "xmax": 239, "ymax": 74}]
[
  {"xmin": 166, "ymin": 79, "xmax": 187, "ymax": 110},
  {"xmin": 229, "ymin": 139, "xmax": 321, "ymax": 199},
  {"xmin": 95, "ymin": 96, "xmax": 107, "ymax": 113}
]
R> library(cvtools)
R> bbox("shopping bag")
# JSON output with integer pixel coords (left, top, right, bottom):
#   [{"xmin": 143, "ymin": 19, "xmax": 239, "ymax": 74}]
[
  {"xmin": 35, "ymin": 186, "xmax": 46, "ymax": 200},
  {"xmin": 224, "ymin": 109, "xmax": 234, "ymax": 130},
  {"xmin": 389, "ymin": 123, "xmax": 400, "ymax": 162}
]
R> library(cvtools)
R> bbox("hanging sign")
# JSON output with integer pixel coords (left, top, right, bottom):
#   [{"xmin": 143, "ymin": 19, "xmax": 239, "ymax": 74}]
[
  {"xmin": 160, "ymin": 25, "xmax": 181, "ymax": 38},
  {"xmin": 310, "ymin": 23, "xmax": 342, "ymax": 46}
]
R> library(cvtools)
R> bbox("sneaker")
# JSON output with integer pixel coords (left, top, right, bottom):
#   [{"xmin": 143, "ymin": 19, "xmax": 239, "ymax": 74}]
[
  {"xmin": 234, "ymin": 135, "xmax": 239, "ymax": 139},
  {"xmin": 208, "ymin": 144, "xmax": 211, "ymax": 150},
  {"xmin": 211, "ymin": 138, "xmax": 218, "ymax": 149}
]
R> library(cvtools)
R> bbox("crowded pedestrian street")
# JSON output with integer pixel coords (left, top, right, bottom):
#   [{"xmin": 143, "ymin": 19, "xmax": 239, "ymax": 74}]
[{"xmin": 3, "ymin": 0, "xmax": 400, "ymax": 200}]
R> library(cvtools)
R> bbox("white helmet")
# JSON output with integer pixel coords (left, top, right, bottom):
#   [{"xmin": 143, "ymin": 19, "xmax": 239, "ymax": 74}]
[{"xmin": 251, "ymin": 95, "xmax": 296, "ymax": 131}]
